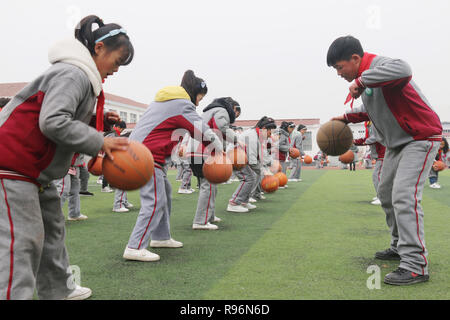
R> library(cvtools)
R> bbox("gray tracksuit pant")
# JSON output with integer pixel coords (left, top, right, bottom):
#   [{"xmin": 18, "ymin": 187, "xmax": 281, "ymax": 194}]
[
  {"xmin": 377, "ymin": 140, "xmax": 439, "ymax": 275},
  {"xmin": 251, "ymin": 172, "xmax": 263, "ymax": 199},
  {"xmin": 289, "ymin": 158, "xmax": 302, "ymax": 180},
  {"xmin": 372, "ymin": 159, "xmax": 383, "ymax": 196},
  {"xmin": 180, "ymin": 161, "xmax": 192, "ymax": 190},
  {"xmin": 0, "ymin": 179, "xmax": 74, "ymax": 300},
  {"xmin": 78, "ymin": 165, "xmax": 90, "ymax": 193},
  {"xmin": 55, "ymin": 168, "xmax": 82, "ymax": 219},
  {"xmin": 280, "ymin": 160, "xmax": 288, "ymax": 174},
  {"xmin": 113, "ymin": 189, "xmax": 129, "ymax": 210},
  {"xmin": 127, "ymin": 166, "xmax": 172, "ymax": 249},
  {"xmin": 229, "ymin": 166, "xmax": 257, "ymax": 205},
  {"xmin": 193, "ymin": 178, "xmax": 218, "ymax": 225},
  {"xmin": 176, "ymin": 164, "xmax": 183, "ymax": 180}
]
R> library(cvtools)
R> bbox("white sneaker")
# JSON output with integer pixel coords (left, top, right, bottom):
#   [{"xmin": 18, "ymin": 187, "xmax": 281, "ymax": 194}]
[
  {"xmin": 372, "ymin": 196, "xmax": 378, "ymax": 201},
  {"xmin": 189, "ymin": 188, "xmax": 196, "ymax": 192},
  {"xmin": 259, "ymin": 195, "xmax": 266, "ymax": 200},
  {"xmin": 68, "ymin": 214, "xmax": 88, "ymax": 221},
  {"xmin": 64, "ymin": 285, "xmax": 92, "ymax": 300},
  {"xmin": 150, "ymin": 238, "xmax": 183, "ymax": 248},
  {"xmin": 279, "ymin": 186, "xmax": 286, "ymax": 189},
  {"xmin": 371, "ymin": 198, "xmax": 381, "ymax": 205},
  {"xmin": 125, "ymin": 203, "xmax": 134, "ymax": 209},
  {"xmin": 101, "ymin": 186, "xmax": 113, "ymax": 193},
  {"xmin": 227, "ymin": 204, "xmax": 249, "ymax": 213},
  {"xmin": 298, "ymin": 178, "xmax": 303, "ymax": 182},
  {"xmin": 249, "ymin": 197, "xmax": 257, "ymax": 203},
  {"xmin": 288, "ymin": 179, "xmax": 298, "ymax": 182},
  {"xmin": 113, "ymin": 207, "xmax": 130, "ymax": 213},
  {"xmin": 96, "ymin": 178, "xmax": 103, "ymax": 185},
  {"xmin": 430, "ymin": 183, "xmax": 441, "ymax": 189},
  {"xmin": 178, "ymin": 188, "xmax": 193, "ymax": 194},
  {"xmin": 243, "ymin": 203, "xmax": 257, "ymax": 210},
  {"xmin": 435, "ymin": 183, "xmax": 441, "ymax": 189},
  {"xmin": 192, "ymin": 223, "xmax": 219, "ymax": 230},
  {"xmin": 123, "ymin": 247, "xmax": 160, "ymax": 262},
  {"xmin": 213, "ymin": 216, "xmax": 222, "ymax": 223}
]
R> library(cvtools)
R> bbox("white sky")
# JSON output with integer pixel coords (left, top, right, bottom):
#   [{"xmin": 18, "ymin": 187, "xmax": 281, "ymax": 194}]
[{"xmin": 2, "ymin": 0, "xmax": 450, "ymax": 122}]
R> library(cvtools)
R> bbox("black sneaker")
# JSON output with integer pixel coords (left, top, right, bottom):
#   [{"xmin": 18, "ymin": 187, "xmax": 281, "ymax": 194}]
[
  {"xmin": 384, "ymin": 267, "xmax": 429, "ymax": 286},
  {"xmin": 79, "ymin": 191, "xmax": 94, "ymax": 196},
  {"xmin": 375, "ymin": 248, "xmax": 400, "ymax": 260}
]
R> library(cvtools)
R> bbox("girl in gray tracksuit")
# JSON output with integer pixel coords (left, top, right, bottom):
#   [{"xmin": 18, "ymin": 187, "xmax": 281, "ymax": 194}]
[
  {"xmin": 124, "ymin": 71, "xmax": 223, "ymax": 262},
  {"xmin": 189, "ymin": 97, "xmax": 239, "ymax": 229},
  {"xmin": 289, "ymin": 125, "xmax": 306, "ymax": 181},
  {"xmin": 330, "ymin": 37, "xmax": 441, "ymax": 283},
  {"xmin": 228, "ymin": 117, "xmax": 276, "ymax": 212},
  {"xmin": 0, "ymin": 15, "xmax": 133, "ymax": 300},
  {"xmin": 276, "ymin": 123, "xmax": 291, "ymax": 175}
]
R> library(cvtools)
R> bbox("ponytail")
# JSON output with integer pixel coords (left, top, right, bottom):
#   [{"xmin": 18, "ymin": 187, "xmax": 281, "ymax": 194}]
[
  {"xmin": 75, "ymin": 15, "xmax": 134, "ymax": 65},
  {"xmin": 180, "ymin": 70, "xmax": 208, "ymax": 105}
]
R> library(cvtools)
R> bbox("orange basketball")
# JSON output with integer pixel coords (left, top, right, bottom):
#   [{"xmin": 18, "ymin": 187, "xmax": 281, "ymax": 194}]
[
  {"xmin": 270, "ymin": 160, "xmax": 282, "ymax": 174},
  {"xmin": 338, "ymin": 150, "xmax": 354, "ymax": 164},
  {"xmin": 88, "ymin": 153, "xmax": 104, "ymax": 176},
  {"xmin": 102, "ymin": 141, "xmax": 154, "ymax": 191},
  {"xmin": 202, "ymin": 153, "xmax": 233, "ymax": 184},
  {"xmin": 227, "ymin": 147, "xmax": 248, "ymax": 170},
  {"xmin": 316, "ymin": 120, "xmax": 353, "ymax": 156},
  {"xmin": 303, "ymin": 155, "xmax": 312, "ymax": 164},
  {"xmin": 261, "ymin": 175, "xmax": 279, "ymax": 193},
  {"xmin": 274, "ymin": 172, "xmax": 288, "ymax": 187},
  {"xmin": 289, "ymin": 148, "xmax": 300, "ymax": 159},
  {"xmin": 433, "ymin": 160, "xmax": 446, "ymax": 172}
]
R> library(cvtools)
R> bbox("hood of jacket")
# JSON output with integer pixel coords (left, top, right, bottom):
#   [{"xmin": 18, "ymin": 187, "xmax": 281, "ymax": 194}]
[
  {"xmin": 48, "ymin": 38, "xmax": 103, "ymax": 96},
  {"xmin": 155, "ymin": 86, "xmax": 191, "ymax": 102},
  {"xmin": 202, "ymin": 97, "xmax": 236, "ymax": 123}
]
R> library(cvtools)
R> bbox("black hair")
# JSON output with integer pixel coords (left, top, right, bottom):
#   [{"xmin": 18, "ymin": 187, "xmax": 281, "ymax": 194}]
[
  {"xmin": 280, "ymin": 121, "xmax": 290, "ymax": 131},
  {"xmin": 0, "ymin": 97, "xmax": 11, "ymax": 108},
  {"xmin": 297, "ymin": 124, "xmax": 306, "ymax": 131},
  {"xmin": 327, "ymin": 35, "xmax": 364, "ymax": 67},
  {"xmin": 225, "ymin": 97, "xmax": 240, "ymax": 108},
  {"xmin": 180, "ymin": 70, "xmax": 208, "ymax": 105},
  {"xmin": 441, "ymin": 137, "xmax": 449, "ymax": 154},
  {"xmin": 256, "ymin": 116, "xmax": 276, "ymax": 130},
  {"xmin": 115, "ymin": 120, "xmax": 127, "ymax": 129},
  {"xmin": 75, "ymin": 15, "xmax": 134, "ymax": 66}
]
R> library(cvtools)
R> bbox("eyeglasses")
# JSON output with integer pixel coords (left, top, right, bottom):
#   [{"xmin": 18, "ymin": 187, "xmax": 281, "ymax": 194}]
[{"xmin": 95, "ymin": 28, "xmax": 127, "ymax": 43}]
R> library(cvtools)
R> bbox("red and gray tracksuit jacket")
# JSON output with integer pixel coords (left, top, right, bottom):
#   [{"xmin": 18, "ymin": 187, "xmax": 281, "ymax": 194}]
[
  {"xmin": 353, "ymin": 121, "xmax": 385, "ymax": 159},
  {"xmin": 129, "ymin": 86, "xmax": 222, "ymax": 168},
  {"xmin": 0, "ymin": 38, "xmax": 106, "ymax": 186},
  {"xmin": 343, "ymin": 52, "xmax": 442, "ymax": 149}
]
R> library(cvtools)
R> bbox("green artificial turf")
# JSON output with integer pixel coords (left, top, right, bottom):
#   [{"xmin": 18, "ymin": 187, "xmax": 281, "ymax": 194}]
[{"xmin": 63, "ymin": 168, "xmax": 450, "ymax": 300}]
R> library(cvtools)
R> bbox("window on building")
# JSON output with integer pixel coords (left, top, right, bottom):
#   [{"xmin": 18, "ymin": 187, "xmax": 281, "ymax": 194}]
[
  {"xmin": 130, "ymin": 113, "xmax": 137, "ymax": 123},
  {"xmin": 303, "ymin": 132, "xmax": 312, "ymax": 151},
  {"xmin": 120, "ymin": 111, "xmax": 128, "ymax": 123}
]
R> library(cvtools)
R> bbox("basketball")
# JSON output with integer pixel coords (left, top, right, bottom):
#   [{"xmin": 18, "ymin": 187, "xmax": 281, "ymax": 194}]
[
  {"xmin": 202, "ymin": 153, "xmax": 233, "ymax": 184},
  {"xmin": 433, "ymin": 160, "xmax": 446, "ymax": 172},
  {"xmin": 102, "ymin": 141, "xmax": 154, "ymax": 191},
  {"xmin": 338, "ymin": 150, "xmax": 354, "ymax": 164},
  {"xmin": 88, "ymin": 153, "xmax": 104, "ymax": 176},
  {"xmin": 316, "ymin": 120, "xmax": 353, "ymax": 156},
  {"xmin": 289, "ymin": 148, "xmax": 300, "ymax": 159},
  {"xmin": 303, "ymin": 155, "xmax": 312, "ymax": 164},
  {"xmin": 227, "ymin": 147, "xmax": 248, "ymax": 170},
  {"xmin": 270, "ymin": 160, "xmax": 282, "ymax": 174},
  {"xmin": 274, "ymin": 172, "xmax": 288, "ymax": 187},
  {"xmin": 261, "ymin": 175, "xmax": 279, "ymax": 193}
]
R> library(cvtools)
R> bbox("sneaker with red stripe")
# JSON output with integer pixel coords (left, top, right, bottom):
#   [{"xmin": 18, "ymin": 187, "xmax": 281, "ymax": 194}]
[{"xmin": 384, "ymin": 267, "xmax": 429, "ymax": 285}]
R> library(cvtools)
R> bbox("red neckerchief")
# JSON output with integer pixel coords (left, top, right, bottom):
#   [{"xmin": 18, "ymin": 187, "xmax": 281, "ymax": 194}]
[
  {"xmin": 364, "ymin": 121, "xmax": 370, "ymax": 139},
  {"xmin": 114, "ymin": 127, "xmax": 121, "ymax": 136},
  {"xmin": 344, "ymin": 52, "xmax": 377, "ymax": 109},
  {"xmin": 96, "ymin": 90, "xmax": 105, "ymax": 132}
]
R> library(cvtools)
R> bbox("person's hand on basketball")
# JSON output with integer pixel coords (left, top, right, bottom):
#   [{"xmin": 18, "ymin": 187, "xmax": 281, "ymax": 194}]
[
  {"xmin": 102, "ymin": 137, "xmax": 130, "ymax": 161},
  {"xmin": 331, "ymin": 115, "xmax": 349, "ymax": 124}
]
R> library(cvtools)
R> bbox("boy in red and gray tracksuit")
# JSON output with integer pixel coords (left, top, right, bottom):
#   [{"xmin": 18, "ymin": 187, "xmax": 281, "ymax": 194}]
[{"xmin": 328, "ymin": 36, "xmax": 442, "ymax": 285}]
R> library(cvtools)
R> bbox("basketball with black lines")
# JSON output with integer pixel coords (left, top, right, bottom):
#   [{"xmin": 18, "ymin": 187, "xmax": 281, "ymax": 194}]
[
  {"xmin": 316, "ymin": 120, "xmax": 353, "ymax": 156},
  {"xmin": 102, "ymin": 140, "xmax": 154, "ymax": 191}
]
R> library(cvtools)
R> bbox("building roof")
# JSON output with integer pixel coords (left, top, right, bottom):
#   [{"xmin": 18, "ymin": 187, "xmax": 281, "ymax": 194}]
[
  {"xmin": 0, "ymin": 82, "xmax": 147, "ymax": 109},
  {"xmin": 234, "ymin": 118, "xmax": 320, "ymax": 128}
]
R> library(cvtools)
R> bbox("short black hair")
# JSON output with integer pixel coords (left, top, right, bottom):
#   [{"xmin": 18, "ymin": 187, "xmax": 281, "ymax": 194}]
[
  {"xmin": 327, "ymin": 35, "xmax": 364, "ymax": 67},
  {"xmin": 256, "ymin": 116, "xmax": 276, "ymax": 130},
  {"xmin": 442, "ymin": 137, "xmax": 449, "ymax": 154},
  {"xmin": 115, "ymin": 120, "xmax": 127, "ymax": 129}
]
